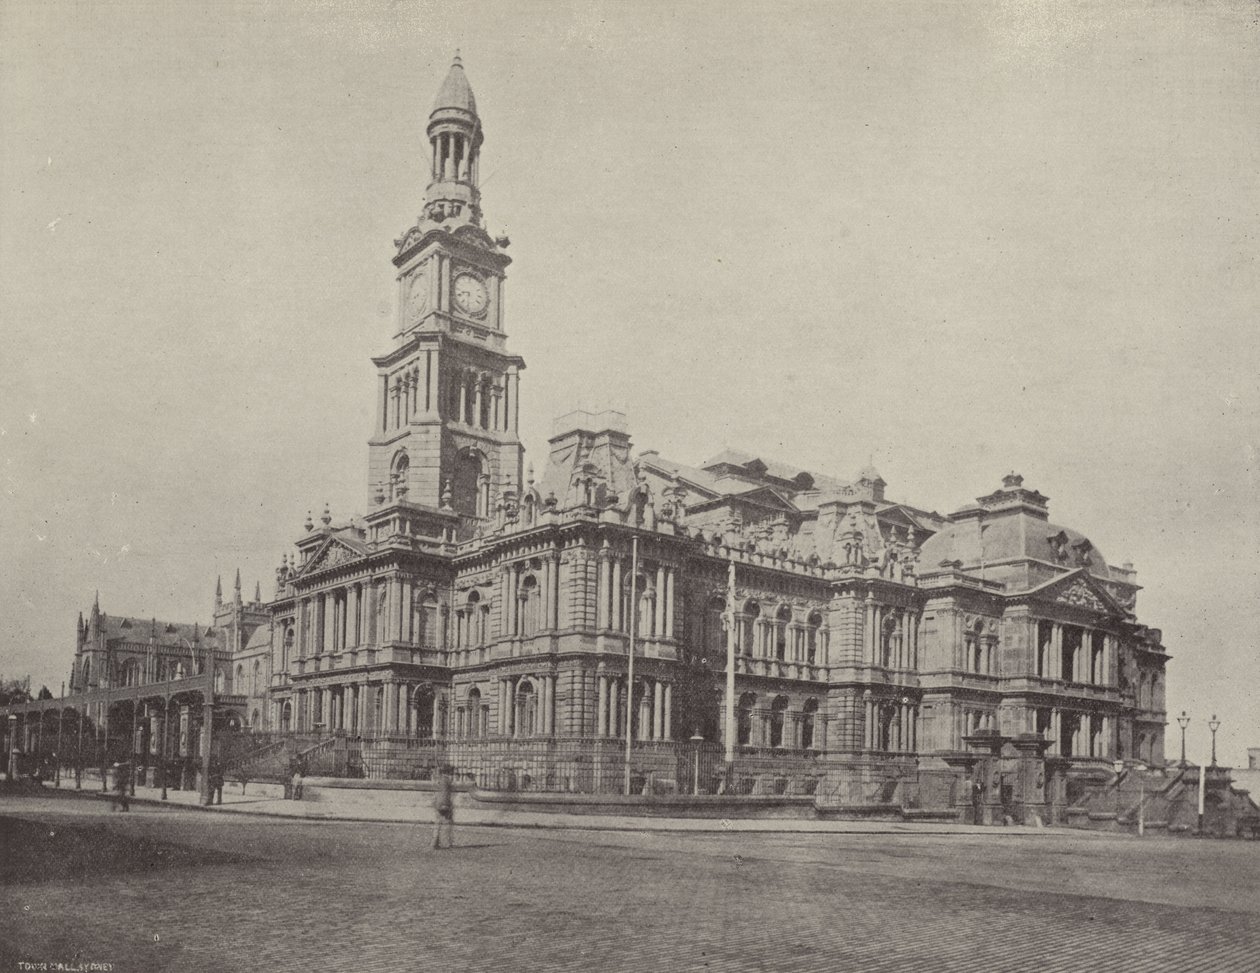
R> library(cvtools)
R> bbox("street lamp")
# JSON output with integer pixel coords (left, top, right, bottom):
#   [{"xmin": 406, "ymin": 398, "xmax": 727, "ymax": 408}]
[
  {"xmin": 1176, "ymin": 711, "xmax": 1190, "ymax": 768},
  {"xmin": 1208, "ymin": 713, "xmax": 1220, "ymax": 767}
]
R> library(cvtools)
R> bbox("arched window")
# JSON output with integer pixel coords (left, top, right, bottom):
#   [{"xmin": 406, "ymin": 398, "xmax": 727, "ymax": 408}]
[
  {"xmin": 81, "ymin": 657, "xmax": 91, "ymax": 687},
  {"xmin": 174, "ymin": 662, "xmax": 186, "ymax": 680},
  {"xmin": 415, "ymin": 686, "xmax": 435, "ymax": 740},
  {"xmin": 737, "ymin": 692, "xmax": 756, "ymax": 746},
  {"xmin": 452, "ymin": 449, "xmax": 484, "ymax": 519},
  {"xmin": 968, "ymin": 621, "xmax": 984, "ymax": 674},
  {"xmin": 519, "ymin": 576, "xmax": 539, "ymax": 637},
  {"xmin": 252, "ymin": 660, "xmax": 261, "ymax": 696},
  {"xmin": 769, "ymin": 695, "xmax": 789, "ymax": 748},
  {"xmin": 214, "ymin": 668, "xmax": 225, "ymax": 693},
  {"xmin": 740, "ymin": 601, "xmax": 760, "ymax": 656},
  {"xmin": 619, "ymin": 572, "xmax": 652, "ymax": 636},
  {"xmin": 703, "ymin": 595, "xmax": 725, "ymax": 662},
  {"xmin": 282, "ymin": 627, "xmax": 294, "ymax": 670},
  {"xmin": 250, "ymin": 708, "xmax": 259, "ymax": 728},
  {"xmin": 881, "ymin": 613, "xmax": 898, "ymax": 668},
  {"xmin": 121, "ymin": 658, "xmax": 140, "ymax": 687},
  {"xmin": 465, "ymin": 591, "xmax": 482, "ymax": 647},
  {"xmin": 805, "ymin": 611, "xmax": 823, "ymax": 666},
  {"xmin": 801, "ymin": 698, "xmax": 819, "ymax": 750},
  {"xmin": 516, "ymin": 681, "xmax": 538, "ymax": 737},
  {"xmin": 774, "ymin": 606, "xmax": 791, "ymax": 662},
  {"xmin": 391, "ymin": 450, "xmax": 410, "ymax": 501},
  {"xmin": 235, "ymin": 664, "xmax": 244, "ymax": 693},
  {"xmin": 1037, "ymin": 620, "xmax": 1053, "ymax": 677},
  {"xmin": 467, "ymin": 687, "xmax": 483, "ymax": 738}
]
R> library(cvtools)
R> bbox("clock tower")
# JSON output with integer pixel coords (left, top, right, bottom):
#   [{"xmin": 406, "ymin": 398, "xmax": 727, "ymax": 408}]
[{"xmin": 366, "ymin": 55, "xmax": 525, "ymax": 540}]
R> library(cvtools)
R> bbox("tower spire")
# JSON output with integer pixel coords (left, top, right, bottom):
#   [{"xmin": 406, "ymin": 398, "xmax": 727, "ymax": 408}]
[{"xmin": 423, "ymin": 52, "xmax": 483, "ymax": 226}]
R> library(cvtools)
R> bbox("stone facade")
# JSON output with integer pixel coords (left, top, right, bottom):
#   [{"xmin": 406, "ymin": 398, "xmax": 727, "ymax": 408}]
[
  {"xmin": 12, "ymin": 57, "xmax": 1169, "ymax": 807},
  {"xmin": 245, "ymin": 58, "xmax": 1168, "ymax": 789}
]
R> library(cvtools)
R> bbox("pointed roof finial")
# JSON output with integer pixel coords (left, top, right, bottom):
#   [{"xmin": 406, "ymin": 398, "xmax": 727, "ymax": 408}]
[
  {"xmin": 215, "ymin": 575, "xmax": 223, "ymax": 598},
  {"xmin": 93, "ymin": 589, "xmax": 100, "ymax": 611},
  {"xmin": 254, "ymin": 581, "xmax": 262, "ymax": 603},
  {"xmin": 234, "ymin": 568, "xmax": 242, "ymax": 591}
]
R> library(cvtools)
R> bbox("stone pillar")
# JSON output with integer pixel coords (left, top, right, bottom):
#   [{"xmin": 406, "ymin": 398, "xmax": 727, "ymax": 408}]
[
  {"xmin": 541, "ymin": 558, "xmax": 553, "ymax": 631},
  {"xmin": 549, "ymin": 555, "xmax": 561, "ymax": 630},
  {"xmin": 865, "ymin": 599, "xmax": 875, "ymax": 665},
  {"xmin": 653, "ymin": 680, "xmax": 664, "ymax": 740},
  {"xmin": 348, "ymin": 586, "xmax": 360, "ymax": 648},
  {"xmin": 665, "ymin": 568, "xmax": 675, "ymax": 639},
  {"xmin": 597, "ymin": 554, "xmax": 611, "ymax": 630},
  {"xmin": 597, "ymin": 675, "xmax": 609, "ymax": 736},
  {"xmin": 315, "ymin": 596, "xmax": 326, "ymax": 654},
  {"xmin": 611, "ymin": 557, "xmax": 623, "ymax": 632},
  {"xmin": 663, "ymin": 683, "xmax": 672, "ymax": 740},
  {"xmin": 384, "ymin": 681, "xmax": 396, "ymax": 735},
  {"xmin": 473, "ymin": 376, "xmax": 484, "ymax": 429},
  {"xmin": 655, "ymin": 566, "xmax": 667, "ymax": 637}
]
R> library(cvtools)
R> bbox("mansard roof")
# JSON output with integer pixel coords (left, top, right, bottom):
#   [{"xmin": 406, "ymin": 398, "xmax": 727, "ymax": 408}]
[{"xmin": 920, "ymin": 512, "xmax": 1116, "ymax": 582}]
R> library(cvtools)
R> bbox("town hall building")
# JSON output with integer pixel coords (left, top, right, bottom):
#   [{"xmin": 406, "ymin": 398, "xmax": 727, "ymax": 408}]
[{"xmin": 11, "ymin": 57, "xmax": 1172, "ymax": 814}]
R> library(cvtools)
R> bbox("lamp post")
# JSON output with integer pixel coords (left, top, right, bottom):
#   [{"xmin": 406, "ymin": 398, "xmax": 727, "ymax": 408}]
[
  {"xmin": 1176, "ymin": 711, "xmax": 1190, "ymax": 768},
  {"xmin": 1208, "ymin": 714, "xmax": 1220, "ymax": 767},
  {"xmin": 691, "ymin": 732, "xmax": 705, "ymax": 796},
  {"xmin": 1113, "ymin": 758, "xmax": 1124, "ymax": 823}
]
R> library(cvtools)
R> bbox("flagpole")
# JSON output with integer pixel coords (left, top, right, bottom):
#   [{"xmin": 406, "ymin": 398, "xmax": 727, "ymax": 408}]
[
  {"xmin": 624, "ymin": 535, "xmax": 639, "ymax": 796},
  {"xmin": 724, "ymin": 557, "xmax": 736, "ymax": 767}
]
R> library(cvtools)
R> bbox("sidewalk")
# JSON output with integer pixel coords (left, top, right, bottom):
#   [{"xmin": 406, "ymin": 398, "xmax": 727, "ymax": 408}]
[{"xmin": 12, "ymin": 776, "xmax": 1110, "ymax": 837}]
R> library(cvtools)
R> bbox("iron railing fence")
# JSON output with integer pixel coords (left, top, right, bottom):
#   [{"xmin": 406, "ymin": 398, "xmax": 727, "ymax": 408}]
[{"xmin": 208, "ymin": 733, "xmax": 828, "ymax": 796}]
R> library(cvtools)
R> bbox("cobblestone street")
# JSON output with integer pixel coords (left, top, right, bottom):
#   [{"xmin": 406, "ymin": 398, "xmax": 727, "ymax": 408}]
[{"xmin": 2, "ymin": 790, "xmax": 1258, "ymax": 972}]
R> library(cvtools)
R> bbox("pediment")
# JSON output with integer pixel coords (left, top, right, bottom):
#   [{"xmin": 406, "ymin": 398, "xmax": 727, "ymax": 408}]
[
  {"xmin": 1031, "ymin": 571, "xmax": 1125, "ymax": 616},
  {"xmin": 300, "ymin": 537, "xmax": 366, "ymax": 576}
]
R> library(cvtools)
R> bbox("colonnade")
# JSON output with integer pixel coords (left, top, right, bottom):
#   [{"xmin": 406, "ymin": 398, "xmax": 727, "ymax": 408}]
[
  {"xmin": 594, "ymin": 552, "xmax": 677, "ymax": 639},
  {"xmin": 1042, "ymin": 708, "xmax": 1113, "ymax": 758},
  {"xmin": 496, "ymin": 675, "xmax": 556, "ymax": 737},
  {"xmin": 501, "ymin": 556, "xmax": 561, "ymax": 638},
  {"xmin": 293, "ymin": 681, "xmax": 443, "ymax": 738},
  {"xmin": 1037, "ymin": 623, "xmax": 1115, "ymax": 685},
  {"xmin": 596, "ymin": 673, "xmax": 673, "ymax": 740},
  {"xmin": 431, "ymin": 128, "xmax": 478, "ymax": 183},
  {"xmin": 864, "ymin": 695, "xmax": 919, "ymax": 753},
  {"xmin": 867, "ymin": 601, "xmax": 920, "ymax": 670},
  {"xmin": 735, "ymin": 611, "xmax": 826, "ymax": 664}
]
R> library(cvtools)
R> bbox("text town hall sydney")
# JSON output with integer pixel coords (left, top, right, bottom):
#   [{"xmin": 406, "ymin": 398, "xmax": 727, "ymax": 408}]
[{"xmin": 8, "ymin": 57, "xmax": 1176, "ymax": 820}]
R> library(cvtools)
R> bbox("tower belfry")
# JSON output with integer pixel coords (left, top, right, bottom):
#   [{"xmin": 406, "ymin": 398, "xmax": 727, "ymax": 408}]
[{"xmin": 367, "ymin": 54, "xmax": 525, "ymax": 542}]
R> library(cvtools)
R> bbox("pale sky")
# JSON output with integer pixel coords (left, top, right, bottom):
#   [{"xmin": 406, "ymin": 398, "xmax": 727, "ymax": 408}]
[{"xmin": 2, "ymin": 1, "xmax": 1256, "ymax": 764}]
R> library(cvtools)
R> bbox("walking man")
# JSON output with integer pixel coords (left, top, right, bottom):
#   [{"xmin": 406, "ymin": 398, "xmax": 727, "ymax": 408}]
[
  {"xmin": 113, "ymin": 762, "xmax": 130, "ymax": 812},
  {"xmin": 432, "ymin": 765, "xmax": 454, "ymax": 850}
]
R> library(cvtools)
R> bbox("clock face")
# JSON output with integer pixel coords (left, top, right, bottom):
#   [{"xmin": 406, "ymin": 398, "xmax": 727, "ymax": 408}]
[
  {"xmin": 406, "ymin": 269, "xmax": 428, "ymax": 323},
  {"xmin": 453, "ymin": 273, "xmax": 489, "ymax": 316}
]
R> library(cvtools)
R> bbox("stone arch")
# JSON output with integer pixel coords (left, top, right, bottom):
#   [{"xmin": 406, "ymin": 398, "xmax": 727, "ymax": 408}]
[
  {"xmin": 391, "ymin": 449, "xmax": 410, "ymax": 501},
  {"xmin": 769, "ymin": 694, "xmax": 790, "ymax": 747},
  {"xmin": 801, "ymin": 698, "xmax": 819, "ymax": 750},
  {"xmin": 452, "ymin": 448, "xmax": 487, "ymax": 519}
]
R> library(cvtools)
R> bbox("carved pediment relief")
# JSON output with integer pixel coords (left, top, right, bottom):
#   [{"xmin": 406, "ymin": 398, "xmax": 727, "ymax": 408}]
[
  {"xmin": 303, "ymin": 540, "xmax": 362, "ymax": 575},
  {"xmin": 1054, "ymin": 577, "xmax": 1109, "ymax": 613}
]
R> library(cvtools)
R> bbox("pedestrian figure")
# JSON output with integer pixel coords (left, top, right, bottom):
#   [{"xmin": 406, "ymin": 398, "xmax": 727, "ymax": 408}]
[
  {"xmin": 113, "ymin": 762, "xmax": 130, "ymax": 812},
  {"xmin": 291, "ymin": 765, "xmax": 304, "ymax": 801},
  {"xmin": 432, "ymin": 765, "xmax": 454, "ymax": 849},
  {"xmin": 210, "ymin": 761, "xmax": 224, "ymax": 805}
]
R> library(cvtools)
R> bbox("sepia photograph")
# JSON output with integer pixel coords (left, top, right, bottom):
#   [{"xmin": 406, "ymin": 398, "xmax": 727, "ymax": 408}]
[{"xmin": 2, "ymin": 1, "xmax": 1258, "ymax": 970}]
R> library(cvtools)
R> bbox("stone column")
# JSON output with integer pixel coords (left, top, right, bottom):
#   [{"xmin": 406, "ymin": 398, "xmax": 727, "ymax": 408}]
[
  {"xmin": 315, "ymin": 596, "xmax": 326, "ymax": 654},
  {"xmin": 864, "ymin": 600, "xmax": 875, "ymax": 665},
  {"xmin": 549, "ymin": 555, "xmax": 561, "ymax": 630},
  {"xmin": 611, "ymin": 557, "xmax": 623, "ymax": 632},
  {"xmin": 384, "ymin": 681, "xmax": 396, "ymax": 735},
  {"xmin": 663, "ymin": 683, "xmax": 672, "ymax": 740},
  {"xmin": 348, "ymin": 585, "xmax": 359, "ymax": 648},
  {"xmin": 655, "ymin": 566, "xmax": 667, "ymax": 637},
  {"xmin": 597, "ymin": 675, "xmax": 609, "ymax": 736},
  {"xmin": 508, "ymin": 679, "xmax": 518, "ymax": 738},
  {"xmin": 653, "ymin": 680, "xmax": 664, "ymax": 740},
  {"xmin": 473, "ymin": 376, "xmax": 484, "ymax": 430},
  {"xmin": 597, "ymin": 553, "xmax": 611, "ymax": 630},
  {"xmin": 541, "ymin": 558, "xmax": 553, "ymax": 631},
  {"xmin": 665, "ymin": 568, "xmax": 675, "ymax": 639}
]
